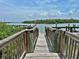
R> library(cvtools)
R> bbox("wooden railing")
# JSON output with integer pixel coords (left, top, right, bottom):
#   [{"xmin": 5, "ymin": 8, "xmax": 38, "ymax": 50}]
[
  {"xmin": 45, "ymin": 27, "xmax": 79, "ymax": 59},
  {"xmin": 0, "ymin": 27, "xmax": 39, "ymax": 59}
]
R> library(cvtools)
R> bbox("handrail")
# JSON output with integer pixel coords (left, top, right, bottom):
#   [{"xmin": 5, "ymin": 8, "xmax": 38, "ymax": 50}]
[
  {"xmin": 45, "ymin": 27, "xmax": 61, "ymax": 52},
  {"xmin": 64, "ymin": 31, "xmax": 79, "ymax": 59},
  {"xmin": 65, "ymin": 32, "xmax": 79, "ymax": 43},
  {"xmin": 0, "ymin": 27, "xmax": 39, "ymax": 59},
  {"xmin": 45, "ymin": 26, "xmax": 79, "ymax": 59}
]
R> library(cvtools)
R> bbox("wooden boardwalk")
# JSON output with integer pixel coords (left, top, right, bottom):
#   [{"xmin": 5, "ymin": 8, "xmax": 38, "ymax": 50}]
[
  {"xmin": 34, "ymin": 33, "xmax": 49, "ymax": 53},
  {"xmin": 0, "ymin": 27, "xmax": 79, "ymax": 59},
  {"xmin": 24, "ymin": 33, "xmax": 61, "ymax": 59}
]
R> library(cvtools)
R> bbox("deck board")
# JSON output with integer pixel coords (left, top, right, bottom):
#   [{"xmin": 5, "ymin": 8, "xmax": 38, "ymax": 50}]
[
  {"xmin": 34, "ymin": 33, "xmax": 49, "ymax": 53},
  {"xmin": 24, "ymin": 53, "xmax": 61, "ymax": 59},
  {"xmin": 24, "ymin": 33, "xmax": 62, "ymax": 59}
]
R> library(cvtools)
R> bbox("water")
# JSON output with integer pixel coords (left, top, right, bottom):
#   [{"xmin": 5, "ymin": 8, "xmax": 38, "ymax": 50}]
[
  {"xmin": 7, "ymin": 23, "xmax": 79, "ymax": 33},
  {"xmin": 37, "ymin": 23, "xmax": 79, "ymax": 33}
]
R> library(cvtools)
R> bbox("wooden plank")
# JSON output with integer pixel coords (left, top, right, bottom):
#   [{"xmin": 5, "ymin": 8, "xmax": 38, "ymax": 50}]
[
  {"xmin": 34, "ymin": 33, "xmax": 49, "ymax": 53},
  {"xmin": 24, "ymin": 33, "xmax": 62, "ymax": 59},
  {"xmin": 24, "ymin": 53, "xmax": 61, "ymax": 59}
]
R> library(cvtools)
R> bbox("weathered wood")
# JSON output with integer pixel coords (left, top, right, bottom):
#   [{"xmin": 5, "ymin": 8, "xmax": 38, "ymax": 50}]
[
  {"xmin": 45, "ymin": 26, "xmax": 79, "ymax": 59},
  {"xmin": 34, "ymin": 33, "xmax": 49, "ymax": 53},
  {"xmin": 0, "ymin": 27, "xmax": 39, "ymax": 59},
  {"xmin": 59, "ymin": 31, "xmax": 65, "ymax": 54},
  {"xmin": 77, "ymin": 46, "xmax": 79, "ymax": 59},
  {"xmin": 24, "ymin": 33, "xmax": 62, "ymax": 59},
  {"xmin": 24, "ymin": 53, "xmax": 61, "ymax": 59}
]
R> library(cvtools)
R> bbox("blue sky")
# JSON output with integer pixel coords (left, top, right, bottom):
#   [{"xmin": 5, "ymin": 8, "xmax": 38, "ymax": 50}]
[{"xmin": 0, "ymin": 0, "xmax": 79, "ymax": 22}]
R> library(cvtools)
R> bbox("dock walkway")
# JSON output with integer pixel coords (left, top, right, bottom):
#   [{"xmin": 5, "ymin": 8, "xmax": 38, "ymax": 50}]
[
  {"xmin": 0, "ymin": 26, "xmax": 79, "ymax": 59},
  {"xmin": 24, "ymin": 33, "xmax": 61, "ymax": 59}
]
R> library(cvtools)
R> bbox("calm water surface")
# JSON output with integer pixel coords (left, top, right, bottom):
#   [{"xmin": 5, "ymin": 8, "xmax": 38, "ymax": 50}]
[{"xmin": 8, "ymin": 23, "xmax": 79, "ymax": 33}]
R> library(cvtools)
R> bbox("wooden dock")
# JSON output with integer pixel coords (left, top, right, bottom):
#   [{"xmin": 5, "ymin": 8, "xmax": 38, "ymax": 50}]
[
  {"xmin": 24, "ymin": 53, "xmax": 61, "ymax": 59},
  {"xmin": 34, "ymin": 33, "xmax": 49, "ymax": 53},
  {"xmin": 24, "ymin": 33, "xmax": 61, "ymax": 59},
  {"xmin": 0, "ymin": 26, "xmax": 79, "ymax": 59}
]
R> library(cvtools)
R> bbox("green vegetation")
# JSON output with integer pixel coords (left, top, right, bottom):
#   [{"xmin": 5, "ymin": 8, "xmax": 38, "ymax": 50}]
[
  {"xmin": 0, "ymin": 23, "xmax": 23, "ymax": 40},
  {"xmin": 23, "ymin": 19, "xmax": 79, "ymax": 24}
]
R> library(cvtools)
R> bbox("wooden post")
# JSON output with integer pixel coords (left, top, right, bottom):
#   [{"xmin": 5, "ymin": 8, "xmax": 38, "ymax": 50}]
[
  {"xmin": 70, "ymin": 27, "xmax": 72, "ymax": 32},
  {"xmin": 24, "ymin": 31, "xmax": 29, "ymax": 53},
  {"xmin": 73, "ymin": 24, "xmax": 76, "ymax": 32},
  {"xmin": 77, "ymin": 45, "xmax": 79, "ymax": 59},
  {"xmin": 66, "ymin": 26, "xmax": 67, "ymax": 31},
  {"xmin": 26, "ymin": 32, "xmax": 29, "ymax": 52},
  {"xmin": 68, "ymin": 24, "xmax": 70, "ymax": 31},
  {"xmin": 56, "ymin": 23, "xmax": 57, "ymax": 29},
  {"xmin": 59, "ymin": 31, "xmax": 65, "ymax": 54}
]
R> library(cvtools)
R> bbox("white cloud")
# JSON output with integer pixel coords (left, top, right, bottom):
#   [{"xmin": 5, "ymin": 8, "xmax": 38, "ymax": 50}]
[
  {"xmin": 39, "ymin": 11, "xmax": 48, "ymax": 16},
  {"xmin": 68, "ymin": 9, "xmax": 77, "ymax": 15},
  {"xmin": 69, "ymin": 10, "xmax": 74, "ymax": 14},
  {"xmin": 58, "ymin": 11, "xmax": 65, "ymax": 15}
]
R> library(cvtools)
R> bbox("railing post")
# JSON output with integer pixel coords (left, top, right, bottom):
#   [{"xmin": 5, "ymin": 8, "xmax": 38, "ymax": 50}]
[
  {"xmin": 29, "ymin": 30, "xmax": 34, "ymax": 53},
  {"xmin": 68, "ymin": 24, "xmax": 70, "ymax": 31},
  {"xmin": 23, "ymin": 28, "xmax": 39, "ymax": 53},
  {"xmin": 26, "ymin": 31, "xmax": 30, "ymax": 53},
  {"xmin": 23, "ymin": 31, "xmax": 28, "ymax": 53},
  {"xmin": 59, "ymin": 31, "xmax": 65, "ymax": 54},
  {"xmin": 70, "ymin": 27, "xmax": 72, "ymax": 32},
  {"xmin": 66, "ymin": 26, "xmax": 67, "ymax": 31},
  {"xmin": 73, "ymin": 24, "xmax": 76, "ymax": 32},
  {"xmin": 77, "ymin": 45, "xmax": 79, "ymax": 59},
  {"xmin": 23, "ymin": 31, "xmax": 30, "ymax": 53}
]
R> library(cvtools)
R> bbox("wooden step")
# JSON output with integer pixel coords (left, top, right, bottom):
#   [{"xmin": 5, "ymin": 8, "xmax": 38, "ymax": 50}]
[{"xmin": 24, "ymin": 53, "xmax": 62, "ymax": 59}]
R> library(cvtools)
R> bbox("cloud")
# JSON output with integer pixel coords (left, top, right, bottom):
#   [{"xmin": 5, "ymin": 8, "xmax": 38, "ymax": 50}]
[
  {"xmin": 39, "ymin": 11, "xmax": 48, "ymax": 16},
  {"xmin": 69, "ymin": 10, "xmax": 74, "ymax": 14},
  {"xmin": 58, "ymin": 11, "xmax": 65, "ymax": 15},
  {"xmin": 0, "ymin": 0, "xmax": 79, "ymax": 22}
]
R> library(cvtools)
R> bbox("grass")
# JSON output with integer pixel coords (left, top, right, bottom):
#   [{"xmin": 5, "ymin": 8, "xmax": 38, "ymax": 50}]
[{"xmin": 0, "ymin": 22, "xmax": 23, "ymax": 40}]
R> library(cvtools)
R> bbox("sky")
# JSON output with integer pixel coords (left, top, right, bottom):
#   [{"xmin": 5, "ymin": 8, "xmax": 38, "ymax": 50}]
[{"xmin": 0, "ymin": 0, "xmax": 79, "ymax": 22}]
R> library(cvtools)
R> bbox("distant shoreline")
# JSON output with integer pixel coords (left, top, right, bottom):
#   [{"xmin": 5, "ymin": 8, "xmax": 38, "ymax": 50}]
[{"xmin": 23, "ymin": 19, "xmax": 79, "ymax": 24}]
